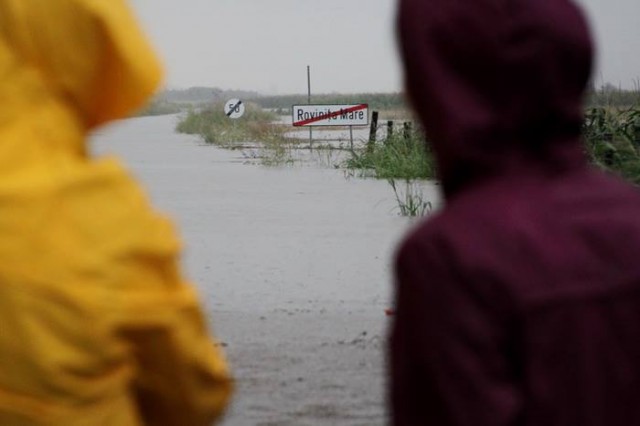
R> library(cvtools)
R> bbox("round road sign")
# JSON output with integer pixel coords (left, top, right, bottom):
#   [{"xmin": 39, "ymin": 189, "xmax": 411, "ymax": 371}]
[{"xmin": 224, "ymin": 98, "xmax": 245, "ymax": 119}]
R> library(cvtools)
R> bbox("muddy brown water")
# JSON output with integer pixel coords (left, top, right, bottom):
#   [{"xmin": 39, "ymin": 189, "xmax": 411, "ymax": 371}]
[{"xmin": 91, "ymin": 114, "xmax": 441, "ymax": 425}]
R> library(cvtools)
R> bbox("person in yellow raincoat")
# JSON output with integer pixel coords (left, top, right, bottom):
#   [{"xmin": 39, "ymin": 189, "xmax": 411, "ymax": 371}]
[{"xmin": 0, "ymin": 0, "xmax": 232, "ymax": 424}]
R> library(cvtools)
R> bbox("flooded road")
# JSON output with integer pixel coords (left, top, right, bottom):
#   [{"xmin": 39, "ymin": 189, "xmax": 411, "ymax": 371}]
[{"xmin": 91, "ymin": 114, "xmax": 441, "ymax": 425}]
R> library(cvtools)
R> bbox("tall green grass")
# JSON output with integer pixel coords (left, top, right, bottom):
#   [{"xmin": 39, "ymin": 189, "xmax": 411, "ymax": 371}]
[
  {"xmin": 344, "ymin": 125, "xmax": 436, "ymax": 217},
  {"xmin": 345, "ymin": 127, "xmax": 436, "ymax": 180},
  {"xmin": 388, "ymin": 179, "xmax": 433, "ymax": 217},
  {"xmin": 583, "ymin": 106, "xmax": 640, "ymax": 184},
  {"xmin": 175, "ymin": 102, "xmax": 299, "ymax": 166},
  {"xmin": 176, "ymin": 102, "xmax": 284, "ymax": 146}
]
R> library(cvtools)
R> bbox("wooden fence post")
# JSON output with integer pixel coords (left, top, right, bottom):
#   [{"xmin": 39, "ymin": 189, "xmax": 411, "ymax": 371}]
[
  {"xmin": 367, "ymin": 111, "xmax": 379, "ymax": 152},
  {"xmin": 403, "ymin": 121, "xmax": 412, "ymax": 140}
]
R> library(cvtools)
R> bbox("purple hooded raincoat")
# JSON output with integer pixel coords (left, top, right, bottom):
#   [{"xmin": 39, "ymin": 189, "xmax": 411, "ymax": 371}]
[{"xmin": 390, "ymin": 0, "xmax": 640, "ymax": 425}]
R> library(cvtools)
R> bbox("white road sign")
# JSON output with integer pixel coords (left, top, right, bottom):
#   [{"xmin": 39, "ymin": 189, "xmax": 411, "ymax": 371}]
[
  {"xmin": 292, "ymin": 104, "xmax": 369, "ymax": 127},
  {"xmin": 224, "ymin": 98, "xmax": 245, "ymax": 119}
]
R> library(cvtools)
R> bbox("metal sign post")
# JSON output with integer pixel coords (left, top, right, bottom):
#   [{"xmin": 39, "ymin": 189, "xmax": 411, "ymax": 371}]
[
  {"xmin": 307, "ymin": 65, "xmax": 312, "ymax": 149},
  {"xmin": 349, "ymin": 125, "xmax": 354, "ymax": 150}
]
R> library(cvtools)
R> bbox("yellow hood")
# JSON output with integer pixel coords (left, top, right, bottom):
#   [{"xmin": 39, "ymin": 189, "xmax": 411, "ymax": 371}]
[
  {"xmin": 0, "ymin": 1, "xmax": 232, "ymax": 425},
  {"xmin": 0, "ymin": 0, "xmax": 162, "ymax": 128}
]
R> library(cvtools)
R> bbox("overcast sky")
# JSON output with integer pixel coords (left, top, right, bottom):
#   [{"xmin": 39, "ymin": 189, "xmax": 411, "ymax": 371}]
[{"xmin": 130, "ymin": 0, "xmax": 640, "ymax": 94}]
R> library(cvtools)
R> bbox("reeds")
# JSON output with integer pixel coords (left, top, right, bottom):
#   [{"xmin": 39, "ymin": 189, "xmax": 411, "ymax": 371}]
[{"xmin": 388, "ymin": 179, "xmax": 433, "ymax": 217}]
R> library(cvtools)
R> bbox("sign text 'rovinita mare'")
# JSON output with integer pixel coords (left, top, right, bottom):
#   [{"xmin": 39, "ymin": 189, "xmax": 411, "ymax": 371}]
[{"xmin": 292, "ymin": 104, "xmax": 369, "ymax": 127}]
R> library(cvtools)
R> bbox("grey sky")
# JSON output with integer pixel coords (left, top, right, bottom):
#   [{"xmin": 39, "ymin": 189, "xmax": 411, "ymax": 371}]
[
  {"xmin": 577, "ymin": 0, "xmax": 640, "ymax": 89},
  {"xmin": 130, "ymin": 0, "xmax": 640, "ymax": 94}
]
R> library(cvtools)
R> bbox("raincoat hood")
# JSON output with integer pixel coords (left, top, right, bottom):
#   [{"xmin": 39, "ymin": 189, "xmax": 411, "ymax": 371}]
[
  {"xmin": 0, "ymin": 1, "xmax": 232, "ymax": 424},
  {"xmin": 0, "ymin": 0, "xmax": 162, "ymax": 129},
  {"xmin": 397, "ymin": 0, "xmax": 594, "ymax": 197}
]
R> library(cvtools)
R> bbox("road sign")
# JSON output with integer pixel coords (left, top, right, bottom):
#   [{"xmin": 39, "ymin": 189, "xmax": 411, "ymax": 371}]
[
  {"xmin": 224, "ymin": 98, "xmax": 245, "ymax": 119},
  {"xmin": 292, "ymin": 104, "xmax": 369, "ymax": 127}
]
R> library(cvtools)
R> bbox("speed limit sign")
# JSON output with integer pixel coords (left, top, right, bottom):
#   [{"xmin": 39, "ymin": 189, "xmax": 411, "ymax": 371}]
[{"xmin": 224, "ymin": 98, "xmax": 245, "ymax": 119}]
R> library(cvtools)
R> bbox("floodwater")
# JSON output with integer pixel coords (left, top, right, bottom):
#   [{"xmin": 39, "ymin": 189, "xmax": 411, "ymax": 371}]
[{"xmin": 90, "ymin": 114, "xmax": 441, "ymax": 425}]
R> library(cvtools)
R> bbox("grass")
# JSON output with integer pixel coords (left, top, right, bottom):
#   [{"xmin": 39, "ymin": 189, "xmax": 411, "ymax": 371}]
[
  {"xmin": 583, "ymin": 106, "xmax": 640, "ymax": 184},
  {"xmin": 176, "ymin": 102, "xmax": 284, "ymax": 145},
  {"xmin": 388, "ymin": 179, "xmax": 433, "ymax": 217},
  {"xmin": 342, "ymin": 123, "xmax": 436, "ymax": 217},
  {"xmin": 341, "ymin": 105, "xmax": 640, "ymax": 216},
  {"xmin": 174, "ymin": 100, "xmax": 640, "ymax": 217},
  {"xmin": 176, "ymin": 102, "xmax": 300, "ymax": 166},
  {"xmin": 345, "ymin": 126, "xmax": 436, "ymax": 180},
  {"xmin": 176, "ymin": 101, "xmax": 437, "ymax": 216},
  {"xmin": 176, "ymin": 103, "xmax": 300, "ymax": 166}
]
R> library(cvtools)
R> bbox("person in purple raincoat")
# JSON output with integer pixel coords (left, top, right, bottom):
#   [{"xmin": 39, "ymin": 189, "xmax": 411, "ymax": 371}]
[{"xmin": 390, "ymin": 0, "xmax": 640, "ymax": 425}]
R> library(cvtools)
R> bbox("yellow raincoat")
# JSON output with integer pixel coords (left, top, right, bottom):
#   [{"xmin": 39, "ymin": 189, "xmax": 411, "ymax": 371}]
[{"xmin": 0, "ymin": 1, "xmax": 232, "ymax": 425}]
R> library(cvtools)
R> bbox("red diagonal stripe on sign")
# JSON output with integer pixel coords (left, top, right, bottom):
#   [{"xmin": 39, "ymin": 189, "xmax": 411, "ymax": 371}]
[{"xmin": 293, "ymin": 104, "xmax": 367, "ymax": 126}]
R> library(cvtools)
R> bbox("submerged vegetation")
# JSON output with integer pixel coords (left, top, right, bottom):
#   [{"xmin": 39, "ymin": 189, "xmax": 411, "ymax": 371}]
[
  {"xmin": 176, "ymin": 102, "xmax": 285, "ymax": 146},
  {"xmin": 388, "ymin": 178, "xmax": 433, "ymax": 217},
  {"xmin": 345, "ymin": 127, "xmax": 435, "ymax": 180},
  {"xmin": 174, "ymin": 100, "xmax": 436, "ymax": 216},
  {"xmin": 172, "ymin": 87, "xmax": 640, "ymax": 217},
  {"xmin": 344, "ymin": 124, "xmax": 436, "ymax": 216},
  {"xmin": 175, "ymin": 102, "xmax": 299, "ymax": 166}
]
